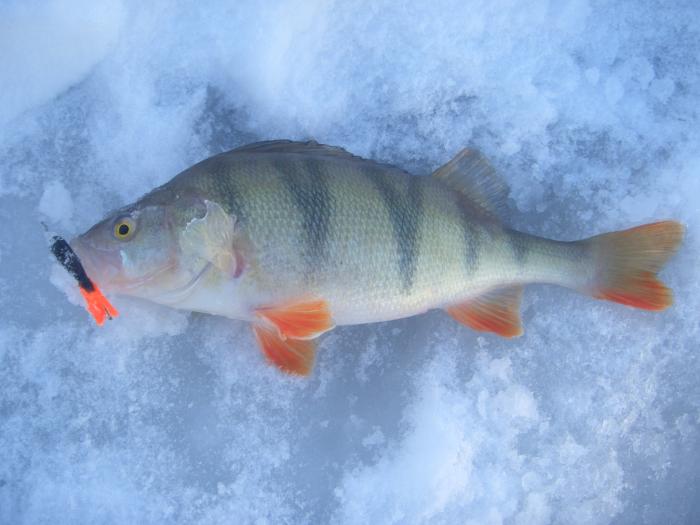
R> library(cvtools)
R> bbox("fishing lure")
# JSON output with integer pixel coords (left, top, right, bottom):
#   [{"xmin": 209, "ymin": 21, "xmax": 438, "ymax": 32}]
[{"xmin": 49, "ymin": 234, "xmax": 118, "ymax": 325}]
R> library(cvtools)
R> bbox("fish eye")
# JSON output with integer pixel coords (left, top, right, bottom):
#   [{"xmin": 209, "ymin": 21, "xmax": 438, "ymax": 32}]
[{"xmin": 113, "ymin": 217, "xmax": 136, "ymax": 240}]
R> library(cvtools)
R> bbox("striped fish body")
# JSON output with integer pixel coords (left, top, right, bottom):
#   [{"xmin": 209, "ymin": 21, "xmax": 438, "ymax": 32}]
[
  {"xmin": 73, "ymin": 141, "xmax": 683, "ymax": 375},
  {"xmin": 160, "ymin": 142, "xmax": 581, "ymax": 325}
]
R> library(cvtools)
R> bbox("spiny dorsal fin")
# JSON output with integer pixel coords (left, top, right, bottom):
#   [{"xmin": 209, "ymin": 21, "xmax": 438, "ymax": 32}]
[
  {"xmin": 223, "ymin": 140, "xmax": 413, "ymax": 177},
  {"xmin": 433, "ymin": 148, "xmax": 508, "ymax": 219},
  {"xmin": 445, "ymin": 285, "xmax": 524, "ymax": 338},
  {"xmin": 227, "ymin": 140, "xmax": 362, "ymax": 161}
]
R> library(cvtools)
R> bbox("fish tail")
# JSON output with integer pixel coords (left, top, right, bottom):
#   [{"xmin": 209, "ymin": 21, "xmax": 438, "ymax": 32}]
[{"xmin": 584, "ymin": 220, "xmax": 684, "ymax": 310}]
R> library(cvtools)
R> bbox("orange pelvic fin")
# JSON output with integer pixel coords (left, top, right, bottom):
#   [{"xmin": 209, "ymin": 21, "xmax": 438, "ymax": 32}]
[
  {"xmin": 588, "ymin": 221, "xmax": 684, "ymax": 311},
  {"xmin": 79, "ymin": 282, "xmax": 119, "ymax": 326},
  {"xmin": 255, "ymin": 298, "xmax": 334, "ymax": 340},
  {"xmin": 445, "ymin": 286, "xmax": 524, "ymax": 338},
  {"xmin": 253, "ymin": 324, "xmax": 316, "ymax": 376}
]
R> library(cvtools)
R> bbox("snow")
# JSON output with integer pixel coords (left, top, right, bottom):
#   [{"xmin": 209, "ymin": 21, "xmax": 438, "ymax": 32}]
[
  {"xmin": 1, "ymin": 0, "xmax": 699, "ymax": 523},
  {"xmin": 0, "ymin": 0, "xmax": 124, "ymax": 128},
  {"xmin": 38, "ymin": 180, "xmax": 73, "ymax": 229}
]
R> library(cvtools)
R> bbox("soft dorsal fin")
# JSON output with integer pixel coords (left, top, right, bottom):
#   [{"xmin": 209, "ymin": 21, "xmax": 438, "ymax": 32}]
[
  {"xmin": 227, "ymin": 140, "xmax": 362, "ymax": 161},
  {"xmin": 445, "ymin": 286, "xmax": 524, "ymax": 338},
  {"xmin": 433, "ymin": 148, "xmax": 508, "ymax": 219}
]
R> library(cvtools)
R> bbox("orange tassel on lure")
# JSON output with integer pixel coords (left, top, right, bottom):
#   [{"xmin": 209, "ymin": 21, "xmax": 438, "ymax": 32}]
[{"xmin": 49, "ymin": 234, "xmax": 119, "ymax": 325}]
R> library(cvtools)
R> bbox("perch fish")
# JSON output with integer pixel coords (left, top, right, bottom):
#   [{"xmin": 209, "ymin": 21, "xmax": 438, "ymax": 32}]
[{"xmin": 71, "ymin": 141, "xmax": 683, "ymax": 374}]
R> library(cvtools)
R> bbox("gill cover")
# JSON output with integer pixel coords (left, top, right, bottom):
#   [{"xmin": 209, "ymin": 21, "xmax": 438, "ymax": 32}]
[{"xmin": 179, "ymin": 199, "xmax": 245, "ymax": 278}]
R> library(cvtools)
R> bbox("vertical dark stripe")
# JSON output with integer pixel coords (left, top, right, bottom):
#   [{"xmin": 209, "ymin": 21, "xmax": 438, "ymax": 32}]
[
  {"xmin": 370, "ymin": 170, "xmax": 423, "ymax": 292},
  {"xmin": 205, "ymin": 157, "xmax": 247, "ymax": 223},
  {"xmin": 455, "ymin": 195, "xmax": 481, "ymax": 274},
  {"xmin": 277, "ymin": 159, "xmax": 332, "ymax": 273},
  {"xmin": 407, "ymin": 178, "xmax": 424, "ymax": 289},
  {"xmin": 508, "ymin": 229, "xmax": 529, "ymax": 265}
]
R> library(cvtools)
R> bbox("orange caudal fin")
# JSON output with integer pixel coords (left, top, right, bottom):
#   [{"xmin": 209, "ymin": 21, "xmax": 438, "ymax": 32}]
[
  {"xmin": 253, "ymin": 324, "xmax": 316, "ymax": 376},
  {"xmin": 588, "ymin": 221, "xmax": 684, "ymax": 311},
  {"xmin": 255, "ymin": 299, "xmax": 334, "ymax": 340},
  {"xmin": 446, "ymin": 286, "xmax": 524, "ymax": 338}
]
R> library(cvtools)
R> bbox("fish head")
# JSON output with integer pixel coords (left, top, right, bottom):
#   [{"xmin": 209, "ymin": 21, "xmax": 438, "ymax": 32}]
[{"xmin": 71, "ymin": 190, "xmax": 210, "ymax": 298}]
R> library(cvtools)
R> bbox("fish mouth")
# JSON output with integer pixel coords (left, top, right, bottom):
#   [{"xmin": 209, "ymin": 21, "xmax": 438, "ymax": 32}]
[
  {"xmin": 70, "ymin": 236, "xmax": 177, "ymax": 293},
  {"xmin": 70, "ymin": 235, "xmax": 210, "ymax": 303},
  {"xmin": 69, "ymin": 237, "xmax": 122, "ymax": 289}
]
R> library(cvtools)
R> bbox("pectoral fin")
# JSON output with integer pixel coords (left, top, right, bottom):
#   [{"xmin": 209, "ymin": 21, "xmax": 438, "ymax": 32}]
[
  {"xmin": 445, "ymin": 286, "xmax": 524, "ymax": 338},
  {"xmin": 254, "ymin": 299, "xmax": 334, "ymax": 340},
  {"xmin": 253, "ymin": 324, "xmax": 316, "ymax": 376}
]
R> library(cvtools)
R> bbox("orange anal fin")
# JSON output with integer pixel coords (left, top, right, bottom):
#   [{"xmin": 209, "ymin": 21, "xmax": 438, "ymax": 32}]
[
  {"xmin": 253, "ymin": 324, "xmax": 316, "ymax": 376},
  {"xmin": 446, "ymin": 286, "xmax": 523, "ymax": 338},
  {"xmin": 79, "ymin": 283, "xmax": 119, "ymax": 326},
  {"xmin": 255, "ymin": 298, "xmax": 334, "ymax": 340}
]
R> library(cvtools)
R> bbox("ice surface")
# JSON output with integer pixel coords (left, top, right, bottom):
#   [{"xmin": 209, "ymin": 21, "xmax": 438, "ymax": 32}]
[{"xmin": 1, "ymin": 0, "xmax": 699, "ymax": 523}]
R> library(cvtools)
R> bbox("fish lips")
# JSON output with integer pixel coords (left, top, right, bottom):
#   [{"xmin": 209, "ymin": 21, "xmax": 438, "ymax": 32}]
[{"xmin": 69, "ymin": 235, "xmax": 124, "ymax": 291}]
